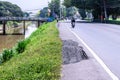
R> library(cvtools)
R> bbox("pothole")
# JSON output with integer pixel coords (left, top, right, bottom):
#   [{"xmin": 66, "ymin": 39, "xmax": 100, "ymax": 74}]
[{"xmin": 62, "ymin": 40, "xmax": 88, "ymax": 64}]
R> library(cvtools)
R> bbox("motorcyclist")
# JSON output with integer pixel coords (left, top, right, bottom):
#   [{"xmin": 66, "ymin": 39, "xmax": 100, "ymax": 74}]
[{"xmin": 71, "ymin": 17, "xmax": 75, "ymax": 28}]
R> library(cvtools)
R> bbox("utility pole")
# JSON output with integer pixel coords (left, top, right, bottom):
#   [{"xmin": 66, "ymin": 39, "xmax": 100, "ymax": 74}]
[
  {"xmin": 52, "ymin": 3, "xmax": 55, "ymax": 16},
  {"xmin": 60, "ymin": 0, "xmax": 61, "ymax": 19},
  {"xmin": 82, "ymin": 0, "xmax": 86, "ymax": 19},
  {"xmin": 103, "ymin": 0, "xmax": 107, "ymax": 20},
  {"xmin": 83, "ymin": 0, "xmax": 85, "ymax": 10}
]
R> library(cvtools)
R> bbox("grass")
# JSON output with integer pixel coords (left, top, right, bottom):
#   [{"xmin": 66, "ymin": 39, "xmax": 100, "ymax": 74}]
[{"xmin": 0, "ymin": 21, "xmax": 62, "ymax": 80}]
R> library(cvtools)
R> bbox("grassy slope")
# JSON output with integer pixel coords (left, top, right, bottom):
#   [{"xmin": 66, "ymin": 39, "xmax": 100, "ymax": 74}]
[{"xmin": 0, "ymin": 22, "xmax": 62, "ymax": 80}]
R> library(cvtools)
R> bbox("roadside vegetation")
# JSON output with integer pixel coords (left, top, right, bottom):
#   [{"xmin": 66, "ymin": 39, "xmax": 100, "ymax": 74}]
[
  {"xmin": 106, "ymin": 20, "xmax": 120, "ymax": 25},
  {"xmin": 0, "ymin": 21, "xmax": 62, "ymax": 80}
]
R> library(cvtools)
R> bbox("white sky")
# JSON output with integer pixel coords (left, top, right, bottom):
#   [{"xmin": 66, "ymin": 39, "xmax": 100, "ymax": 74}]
[{"xmin": 1, "ymin": 0, "xmax": 51, "ymax": 12}]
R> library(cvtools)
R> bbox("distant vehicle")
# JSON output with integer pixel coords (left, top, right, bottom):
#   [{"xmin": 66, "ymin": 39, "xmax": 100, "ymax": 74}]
[{"xmin": 47, "ymin": 17, "xmax": 54, "ymax": 22}]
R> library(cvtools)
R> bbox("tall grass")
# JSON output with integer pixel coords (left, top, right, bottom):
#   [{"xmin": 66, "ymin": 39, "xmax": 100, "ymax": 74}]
[{"xmin": 0, "ymin": 21, "xmax": 62, "ymax": 80}]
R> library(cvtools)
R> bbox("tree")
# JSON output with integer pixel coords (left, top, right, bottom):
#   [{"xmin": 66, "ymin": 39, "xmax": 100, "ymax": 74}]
[
  {"xmin": 66, "ymin": 6, "xmax": 79, "ymax": 17},
  {"xmin": 64, "ymin": 0, "xmax": 87, "ymax": 19},
  {"xmin": 0, "ymin": 1, "xmax": 23, "ymax": 17},
  {"xmin": 23, "ymin": 12, "xmax": 29, "ymax": 17},
  {"xmin": 63, "ymin": 0, "xmax": 120, "ymax": 20},
  {"xmin": 63, "ymin": 0, "xmax": 71, "ymax": 8},
  {"xmin": 48, "ymin": 0, "xmax": 60, "ymax": 18},
  {"xmin": 39, "ymin": 7, "xmax": 50, "ymax": 18}
]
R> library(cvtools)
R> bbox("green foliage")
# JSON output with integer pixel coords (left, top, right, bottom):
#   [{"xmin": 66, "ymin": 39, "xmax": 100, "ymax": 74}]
[
  {"xmin": 106, "ymin": 20, "xmax": 120, "ymax": 25},
  {"xmin": 2, "ymin": 49, "xmax": 13, "ymax": 62},
  {"xmin": 63, "ymin": 0, "xmax": 71, "ymax": 8},
  {"xmin": 66, "ymin": 6, "xmax": 78, "ymax": 17},
  {"xmin": 15, "ymin": 40, "xmax": 26, "ymax": 54},
  {"xmin": 0, "ymin": 1, "xmax": 23, "ymax": 17},
  {"xmin": 48, "ymin": 0, "xmax": 60, "ymax": 17},
  {"xmin": 0, "ymin": 38, "xmax": 29, "ymax": 64},
  {"xmin": 40, "ymin": 7, "xmax": 50, "ymax": 18},
  {"xmin": 23, "ymin": 12, "xmax": 29, "ymax": 17},
  {"xmin": 63, "ymin": 0, "xmax": 120, "ymax": 19},
  {"xmin": 79, "ymin": 9, "xmax": 86, "ymax": 19},
  {"xmin": 0, "ymin": 21, "xmax": 62, "ymax": 80}
]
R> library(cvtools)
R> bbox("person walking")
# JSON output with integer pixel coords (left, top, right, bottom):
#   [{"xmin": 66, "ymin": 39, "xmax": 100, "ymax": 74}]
[{"xmin": 71, "ymin": 17, "xmax": 75, "ymax": 28}]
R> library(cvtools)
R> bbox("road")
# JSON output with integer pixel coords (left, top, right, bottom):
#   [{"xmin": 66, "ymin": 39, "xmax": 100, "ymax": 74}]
[{"xmin": 62, "ymin": 21, "xmax": 120, "ymax": 79}]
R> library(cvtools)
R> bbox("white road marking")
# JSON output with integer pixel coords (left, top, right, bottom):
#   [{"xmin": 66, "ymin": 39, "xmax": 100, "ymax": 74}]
[{"xmin": 67, "ymin": 27, "xmax": 119, "ymax": 80}]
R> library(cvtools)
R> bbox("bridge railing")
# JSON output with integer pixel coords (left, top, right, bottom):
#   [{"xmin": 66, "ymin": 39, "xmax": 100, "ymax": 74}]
[{"xmin": 0, "ymin": 17, "xmax": 47, "ymax": 21}]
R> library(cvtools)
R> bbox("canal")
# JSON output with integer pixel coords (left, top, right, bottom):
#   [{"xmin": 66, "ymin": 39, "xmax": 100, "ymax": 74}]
[{"xmin": 0, "ymin": 23, "xmax": 37, "ymax": 53}]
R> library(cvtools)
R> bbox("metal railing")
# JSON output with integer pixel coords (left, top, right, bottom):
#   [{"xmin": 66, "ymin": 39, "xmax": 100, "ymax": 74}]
[{"xmin": 0, "ymin": 17, "xmax": 47, "ymax": 21}]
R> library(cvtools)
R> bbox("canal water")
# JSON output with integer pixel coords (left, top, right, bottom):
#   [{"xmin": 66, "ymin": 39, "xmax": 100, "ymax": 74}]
[
  {"xmin": 0, "ymin": 23, "xmax": 37, "ymax": 53},
  {"xmin": 25, "ymin": 24, "xmax": 37, "ymax": 38}
]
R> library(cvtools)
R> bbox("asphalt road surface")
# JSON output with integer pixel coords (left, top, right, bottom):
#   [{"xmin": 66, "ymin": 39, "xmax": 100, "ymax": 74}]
[{"xmin": 62, "ymin": 22, "xmax": 120, "ymax": 79}]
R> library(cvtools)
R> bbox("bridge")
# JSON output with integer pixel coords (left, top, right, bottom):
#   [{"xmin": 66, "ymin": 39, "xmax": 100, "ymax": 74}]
[{"xmin": 0, "ymin": 17, "xmax": 47, "ymax": 35}]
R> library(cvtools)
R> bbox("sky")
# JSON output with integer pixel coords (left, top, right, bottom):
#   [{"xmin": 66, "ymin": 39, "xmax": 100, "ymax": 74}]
[{"xmin": 1, "ymin": 0, "xmax": 51, "ymax": 13}]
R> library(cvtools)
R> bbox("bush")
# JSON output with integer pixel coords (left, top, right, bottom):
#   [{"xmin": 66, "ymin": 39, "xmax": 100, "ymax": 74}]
[
  {"xmin": 0, "ymin": 38, "xmax": 30, "ymax": 64},
  {"xmin": 15, "ymin": 40, "xmax": 27, "ymax": 54},
  {"xmin": 2, "ymin": 49, "xmax": 13, "ymax": 62},
  {"xmin": 106, "ymin": 20, "xmax": 120, "ymax": 25}
]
